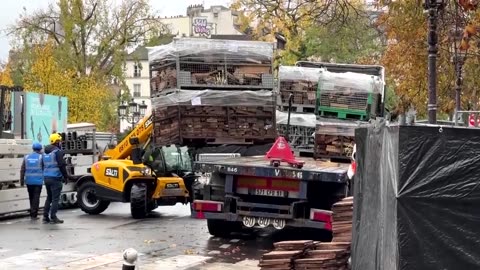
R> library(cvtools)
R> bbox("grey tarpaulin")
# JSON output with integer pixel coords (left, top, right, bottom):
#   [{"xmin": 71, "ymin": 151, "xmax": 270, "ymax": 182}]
[{"xmin": 352, "ymin": 120, "xmax": 480, "ymax": 270}]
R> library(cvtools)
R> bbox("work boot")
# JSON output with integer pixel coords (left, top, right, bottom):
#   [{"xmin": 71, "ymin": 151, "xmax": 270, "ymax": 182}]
[
  {"xmin": 50, "ymin": 217, "xmax": 64, "ymax": 224},
  {"xmin": 42, "ymin": 217, "xmax": 51, "ymax": 224}
]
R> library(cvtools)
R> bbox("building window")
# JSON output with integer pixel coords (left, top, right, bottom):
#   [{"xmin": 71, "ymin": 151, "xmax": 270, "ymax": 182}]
[
  {"xmin": 133, "ymin": 84, "xmax": 141, "ymax": 97},
  {"xmin": 133, "ymin": 64, "xmax": 141, "ymax": 77}
]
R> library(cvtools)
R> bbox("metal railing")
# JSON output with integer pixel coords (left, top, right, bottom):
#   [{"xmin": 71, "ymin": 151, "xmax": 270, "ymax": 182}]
[{"xmin": 454, "ymin": 110, "xmax": 480, "ymax": 127}]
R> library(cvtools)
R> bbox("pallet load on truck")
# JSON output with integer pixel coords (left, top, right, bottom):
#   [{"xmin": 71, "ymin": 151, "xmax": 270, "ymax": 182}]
[
  {"xmin": 190, "ymin": 61, "xmax": 385, "ymax": 239},
  {"xmin": 277, "ymin": 62, "xmax": 385, "ymax": 161},
  {"xmin": 148, "ymin": 38, "xmax": 277, "ymax": 147}
]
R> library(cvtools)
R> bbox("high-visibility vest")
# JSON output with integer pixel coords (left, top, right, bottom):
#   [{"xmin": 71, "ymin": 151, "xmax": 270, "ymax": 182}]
[
  {"xmin": 24, "ymin": 152, "xmax": 43, "ymax": 185},
  {"xmin": 43, "ymin": 149, "xmax": 62, "ymax": 178}
]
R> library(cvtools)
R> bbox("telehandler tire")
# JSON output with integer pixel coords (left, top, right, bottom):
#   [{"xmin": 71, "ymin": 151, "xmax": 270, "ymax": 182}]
[
  {"xmin": 77, "ymin": 182, "xmax": 110, "ymax": 215},
  {"xmin": 130, "ymin": 183, "xmax": 149, "ymax": 219}
]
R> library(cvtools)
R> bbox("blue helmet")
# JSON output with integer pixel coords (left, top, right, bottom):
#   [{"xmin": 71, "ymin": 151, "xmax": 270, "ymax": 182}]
[{"xmin": 32, "ymin": 142, "xmax": 43, "ymax": 151}]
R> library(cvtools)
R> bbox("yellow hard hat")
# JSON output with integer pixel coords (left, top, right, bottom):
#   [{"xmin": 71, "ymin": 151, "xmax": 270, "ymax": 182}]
[{"xmin": 49, "ymin": 133, "xmax": 62, "ymax": 144}]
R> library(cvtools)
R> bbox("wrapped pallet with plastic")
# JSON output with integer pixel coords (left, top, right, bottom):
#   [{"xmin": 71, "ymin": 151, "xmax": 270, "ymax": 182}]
[
  {"xmin": 148, "ymin": 38, "xmax": 275, "ymax": 96},
  {"xmin": 316, "ymin": 69, "xmax": 384, "ymax": 121},
  {"xmin": 151, "ymin": 89, "xmax": 277, "ymax": 147}
]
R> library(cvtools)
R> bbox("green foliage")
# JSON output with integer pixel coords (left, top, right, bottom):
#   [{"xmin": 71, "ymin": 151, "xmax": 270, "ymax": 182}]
[
  {"xmin": 8, "ymin": 0, "xmax": 166, "ymax": 79},
  {"xmin": 302, "ymin": 14, "xmax": 383, "ymax": 63},
  {"xmin": 231, "ymin": 0, "xmax": 369, "ymax": 64}
]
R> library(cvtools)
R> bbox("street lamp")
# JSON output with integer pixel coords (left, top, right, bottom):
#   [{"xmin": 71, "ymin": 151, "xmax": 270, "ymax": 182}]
[
  {"xmin": 118, "ymin": 99, "xmax": 148, "ymax": 130},
  {"xmin": 449, "ymin": 26, "xmax": 467, "ymax": 113},
  {"xmin": 424, "ymin": 0, "xmax": 446, "ymax": 124}
]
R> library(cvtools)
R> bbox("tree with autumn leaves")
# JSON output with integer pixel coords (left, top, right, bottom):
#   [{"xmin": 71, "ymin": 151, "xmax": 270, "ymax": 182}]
[
  {"xmin": 21, "ymin": 41, "xmax": 117, "ymax": 131},
  {"xmin": 231, "ymin": 0, "xmax": 381, "ymax": 65},
  {"xmin": 232, "ymin": 0, "xmax": 480, "ymax": 118},
  {"xmin": 0, "ymin": 63, "xmax": 14, "ymax": 87},
  {"xmin": 376, "ymin": 0, "xmax": 480, "ymax": 117},
  {"xmin": 4, "ymin": 0, "xmax": 166, "ymax": 131}
]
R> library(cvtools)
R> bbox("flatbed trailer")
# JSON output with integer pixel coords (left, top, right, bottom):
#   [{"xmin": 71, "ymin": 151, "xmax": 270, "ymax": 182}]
[{"xmin": 191, "ymin": 156, "xmax": 350, "ymax": 238}]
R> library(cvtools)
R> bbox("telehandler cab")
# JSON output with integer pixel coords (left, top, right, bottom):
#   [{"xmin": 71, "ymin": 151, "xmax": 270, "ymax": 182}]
[{"xmin": 75, "ymin": 114, "xmax": 195, "ymax": 219}]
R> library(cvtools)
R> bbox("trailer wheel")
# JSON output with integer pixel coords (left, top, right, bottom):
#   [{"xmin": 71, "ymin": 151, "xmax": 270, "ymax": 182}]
[
  {"xmin": 130, "ymin": 183, "xmax": 149, "ymax": 219},
  {"xmin": 207, "ymin": 219, "xmax": 242, "ymax": 238},
  {"xmin": 78, "ymin": 182, "xmax": 110, "ymax": 215}
]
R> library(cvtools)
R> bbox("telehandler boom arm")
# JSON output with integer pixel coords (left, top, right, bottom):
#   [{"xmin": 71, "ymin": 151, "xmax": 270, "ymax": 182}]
[{"xmin": 103, "ymin": 114, "xmax": 153, "ymax": 160}]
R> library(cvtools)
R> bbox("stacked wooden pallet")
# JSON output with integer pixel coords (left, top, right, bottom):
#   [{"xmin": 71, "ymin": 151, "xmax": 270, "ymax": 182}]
[
  {"xmin": 152, "ymin": 107, "xmax": 179, "ymax": 146},
  {"xmin": 332, "ymin": 197, "xmax": 354, "ymax": 242},
  {"xmin": 149, "ymin": 38, "xmax": 274, "ymax": 92},
  {"xmin": 153, "ymin": 105, "xmax": 276, "ymax": 145},
  {"xmin": 278, "ymin": 66, "xmax": 321, "ymax": 108},
  {"xmin": 150, "ymin": 65, "xmax": 177, "ymax": 96},
  {"xmin": 280, "ymin": 86, "xmax": 317, "ymax": 106},
  {"xmin": 314, "ymin": 134, "xmax": 355, "ymax": 160},
  {"xmin": 259, "ymin": 197, "xmax": 354, "ymax": 270},
  {"xmin": 149, "ymin": 38, "xmax": 276, "ymax": 147},
  {"xmin": 259, "ymin": 241, "xmax": 315, "ymax": 270},
  {"xmin": 295, "ymin": 242, "xmax": 351, "ymax": 270}
]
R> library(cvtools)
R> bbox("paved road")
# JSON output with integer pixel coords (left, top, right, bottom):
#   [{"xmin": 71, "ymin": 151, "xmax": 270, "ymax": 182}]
[{"xmin": 0, "ymin": 203, "xmax": 281, "ymax": 270}]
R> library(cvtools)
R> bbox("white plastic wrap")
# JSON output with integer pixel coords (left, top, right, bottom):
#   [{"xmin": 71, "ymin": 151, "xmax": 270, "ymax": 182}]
[
  {"xmin": 151, "ymin": 89, "xmax": 275, "ymax": 107},
  {"xmin": 276, "ymin": 111, "xmax": 317, "ymax": 127},
  {"xmin": 276, "ymin": 110, "xmax": 371, "ymax": 136},
  {"xmin": 319, "ymin": 70, "xmax": 383, "ymax": 94},
  {"xmin": 316, "ymin": 118, "xmax": 370, "ymax": 136},
  {"xmin": 148, "ymin": 38, "xmax": 274, "ymax": 62},
  {"xmin": 279, "ymin": 66, "xmax": 323, "ymax": 82}
]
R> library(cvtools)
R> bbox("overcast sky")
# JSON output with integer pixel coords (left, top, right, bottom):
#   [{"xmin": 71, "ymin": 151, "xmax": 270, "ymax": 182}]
[{"xmin": 0, "ymin": 0, "xmax": 231, "ymax": 61}]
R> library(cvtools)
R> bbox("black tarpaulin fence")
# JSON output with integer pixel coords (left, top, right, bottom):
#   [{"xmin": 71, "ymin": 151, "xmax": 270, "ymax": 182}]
[{"xmin": 352, "ymin": 121, "xmax": 480, "ymax": 270}]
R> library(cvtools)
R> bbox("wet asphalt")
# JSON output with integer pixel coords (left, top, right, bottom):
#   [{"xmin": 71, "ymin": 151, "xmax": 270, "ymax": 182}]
[{"xmin": 0, "ymin": 203, "xmax": 327, "ymax": 269}]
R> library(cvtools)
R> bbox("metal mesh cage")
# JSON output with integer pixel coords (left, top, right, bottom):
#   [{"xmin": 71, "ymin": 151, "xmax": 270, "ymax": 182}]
[
  {"xmin": 277, "ymin": 124, "xmax": 315, "ymax": 151},
  {"xmin": 150, "ymin": 61, "xmax": 177, "ymax": 97},
  {"xmin": 148, "ymin": 39, "xmax": 275, "ymax": 90},
  {"xmin": 319, "ymin": 92, "xmax": 370, "ymax": 110}
]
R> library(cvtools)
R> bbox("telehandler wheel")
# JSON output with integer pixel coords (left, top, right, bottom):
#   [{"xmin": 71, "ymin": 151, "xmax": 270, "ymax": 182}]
[
  {"xmin": 130, "ymin": 183, "xmax": 149, "ymax": 219},
  {"xmin": 207, "ymin": 219, "xmax": 243, "ymax": 238},
  {"xmin": 77, "ymin": 182, "xmax": 110, "ymax": 215}
]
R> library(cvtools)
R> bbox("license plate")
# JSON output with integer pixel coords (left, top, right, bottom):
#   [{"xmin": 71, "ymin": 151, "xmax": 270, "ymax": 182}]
[
  {"xmin": 241, "ymin": 216, "xmax": 286, "ymax": 230},
  {"xmin": 254, "ymin": 189, "xmax": 286, "ymax": 197}
]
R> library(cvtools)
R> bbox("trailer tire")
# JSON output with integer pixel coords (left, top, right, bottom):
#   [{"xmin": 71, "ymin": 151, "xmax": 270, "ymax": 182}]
[
  {"xmin": 130, "ymin": 183, "xmax": 149, "ymax": 219},
  {"xmin": 207, "ymin": 219, "xmax": 242, "ymax": 238},
  {"xmin": 78, "ymin": 182, "xmax": 110, "ymax": 215}
]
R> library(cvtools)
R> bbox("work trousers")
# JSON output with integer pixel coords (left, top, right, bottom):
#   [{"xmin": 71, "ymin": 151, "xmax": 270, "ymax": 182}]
[
  {"xmin": 26, "ymin": 185, "xmax": 42, "ymax": 218},
  {"xmin": 44, "ymin": 178, "xmax": 63, "ymax": 219}
]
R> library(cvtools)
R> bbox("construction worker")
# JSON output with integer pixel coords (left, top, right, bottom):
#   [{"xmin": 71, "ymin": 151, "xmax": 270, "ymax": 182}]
[
  {"xmin": 20, "ymin": 142, "xmax": 44, "ymax": 220},
  {"xmin": 42, "ymin": 133, "xmax": 69, "ymax": 224}
]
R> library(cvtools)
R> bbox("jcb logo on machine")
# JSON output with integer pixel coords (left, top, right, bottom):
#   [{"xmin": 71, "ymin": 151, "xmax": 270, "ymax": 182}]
[
  {"xmin": 105, "ymin": 167, "xmax": 119, "ymax": 178},
  {"xmin": 165, "ymin": 183, "xmax": 180, "ymax": 189}
]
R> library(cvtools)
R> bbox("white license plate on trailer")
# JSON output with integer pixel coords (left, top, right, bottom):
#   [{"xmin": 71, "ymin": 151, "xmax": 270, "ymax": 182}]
[
  {"xmin": 253, "ymin": 189, "xmax": 286, "ymax": 197},
  {"xmin": 242, "ymin": 216, "xmax": 286, "ymax": 230}
]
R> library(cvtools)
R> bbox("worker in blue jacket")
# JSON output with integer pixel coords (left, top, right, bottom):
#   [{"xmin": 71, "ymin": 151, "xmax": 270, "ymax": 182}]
[
  {"xmin": 43, "ymin": 133, "xmax": 69, "ymax": 224},
  {"xmin": 20, "ymin": 142, "xmax": 44, "ymax": 220}
]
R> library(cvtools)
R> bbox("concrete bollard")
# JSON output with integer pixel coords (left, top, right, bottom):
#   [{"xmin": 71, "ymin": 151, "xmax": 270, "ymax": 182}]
[{"xmin": 122, "ymin": 248, "xmax": 138, "ymax": 270}]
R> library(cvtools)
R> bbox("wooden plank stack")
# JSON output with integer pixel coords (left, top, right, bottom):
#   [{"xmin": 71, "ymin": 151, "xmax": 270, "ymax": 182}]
[
  {"xmin": 152, "ymin": 106, "xmax": 179, "ymax": 146},
  {"xmin": 314, "ymin": 134, "xmax": 355, "ymax": 160},
  {"xmin": 278, "ymin": 66, "xmax": 322, "ymax": 110},
  {"xmin": 149, "ymin": 38, "xmax": 275, "ymax": 94},
  {"xmin": 180, "ymin": 106, "xmax": 276, "ymax": 140},
  {"xmin": 149, "ymin": 38, "xmax": 277, "ymax": 147},
  {"xmin": 314, "ymin": 122, "xmax": 357, "ymax": 160},
  {"xmin": 259, "ymin": 197, "xmax": 354, "ymax": 270},
  {"xmin": 332, "ymin": 197, "xmax": 354, "ymax": 242},
  {"xmin": 259, "ymin": 241, "xmax": 315, "ymax": 270}
]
